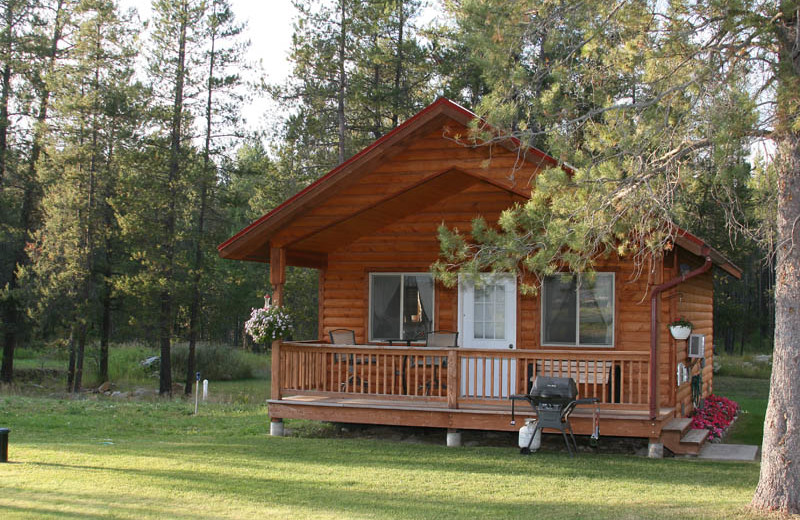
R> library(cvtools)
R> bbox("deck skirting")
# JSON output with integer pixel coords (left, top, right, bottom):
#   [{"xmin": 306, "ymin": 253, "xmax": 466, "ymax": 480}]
[{"xmin": 268, "ymin": 396, "xmax": 674, "ymax": 439}]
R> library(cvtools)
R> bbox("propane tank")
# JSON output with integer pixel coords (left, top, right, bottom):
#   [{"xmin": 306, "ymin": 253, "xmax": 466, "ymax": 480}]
[
  {"xmin": 589, "ymin": 406, "xmax": 600, "ymax": 447},
  {"xmin": 518, "ymin": 418, "xmax": 542, "ymax": 451}
]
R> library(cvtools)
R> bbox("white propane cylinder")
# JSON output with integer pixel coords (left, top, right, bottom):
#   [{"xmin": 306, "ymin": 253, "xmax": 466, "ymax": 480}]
[{"xmin": 518, "ymin": 419, "xmax": 541, "ymax": 451}]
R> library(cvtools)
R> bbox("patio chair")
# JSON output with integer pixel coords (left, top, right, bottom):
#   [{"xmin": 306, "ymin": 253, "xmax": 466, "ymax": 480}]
[
  {"xmin": 418, "ymin": 330, "xmax": 458, "ymax": 395},
  {"xmin": 329, "ymin": 329, "xmax": 366, "ymax": 392}
]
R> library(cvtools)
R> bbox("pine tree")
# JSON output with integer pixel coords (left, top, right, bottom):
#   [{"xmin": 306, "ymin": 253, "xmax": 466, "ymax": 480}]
[
  {"xmin": 184, "ymin": 0, "xmax": 247, "ymax": 394},
  {"xmin": 134, "ymin": 0, "xmax": 205, "ymax": 395},
  {"xmin": 1, "ymin": 0, "xmax": 70, "ymax": 383},
  {"xmin": 29, "ymin": 0, "xmax": 139, "ymax": 391}
]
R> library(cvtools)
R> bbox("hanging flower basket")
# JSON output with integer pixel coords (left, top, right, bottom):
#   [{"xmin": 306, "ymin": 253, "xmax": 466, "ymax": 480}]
[
  {"xmin": 669, "ymin": 317, "xmax": 693, "ymax": 340},
  {"xmin": 244, "ymin": 295, "xmax": 293, "ymax": 347}
]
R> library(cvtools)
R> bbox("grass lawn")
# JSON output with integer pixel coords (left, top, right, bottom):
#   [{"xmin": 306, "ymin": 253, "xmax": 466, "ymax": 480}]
[
  {"xmin": 0, "ymin": 394, "xmax": 767, "ymax": 520},
  {"xmin": 714, "ymin": 376, "xmax": 770, "ymax": 446}
]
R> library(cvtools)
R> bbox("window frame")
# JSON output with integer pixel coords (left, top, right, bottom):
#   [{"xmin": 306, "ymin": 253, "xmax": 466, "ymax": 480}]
[
  {"xmin": 540, "ymin": 272, "xmax": 615, "ymax": 348},
  {"xmin": 368, "ymin": 272, "xmax": 435, "ymax": 342}
]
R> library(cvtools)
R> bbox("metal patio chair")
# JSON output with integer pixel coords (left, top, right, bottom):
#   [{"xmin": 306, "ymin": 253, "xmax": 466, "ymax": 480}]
[
  {"xmin": 329, "ymin": 329, "xmax": 366, "ymax": 392},
  {"xmin": 417, "ymin": 330, "xmax": 458, "ymax": 395}
]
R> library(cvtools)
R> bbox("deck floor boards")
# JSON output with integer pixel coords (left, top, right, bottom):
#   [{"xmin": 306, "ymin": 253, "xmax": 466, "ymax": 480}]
[{"xmin": 272, "ymin": 394, "xmax": 674, "ymax": 423}]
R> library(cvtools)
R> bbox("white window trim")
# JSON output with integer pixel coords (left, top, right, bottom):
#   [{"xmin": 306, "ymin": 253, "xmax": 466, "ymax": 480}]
[
  {"xmin": 368, "ymin": 272, "xmax": 435, "ymax": 342},
  {"xmin": 540, "ymin": 272, "xmax": 615, "ymax": 348}
]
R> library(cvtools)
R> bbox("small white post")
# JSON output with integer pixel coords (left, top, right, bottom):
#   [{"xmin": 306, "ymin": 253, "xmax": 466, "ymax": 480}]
[
  {"xmin": 202, "ymin": 379, "xmax": 208, "ymax": 401},
  {"xmin": 194, "ymin": 372, "xmax": 200, "ymax": 415}
]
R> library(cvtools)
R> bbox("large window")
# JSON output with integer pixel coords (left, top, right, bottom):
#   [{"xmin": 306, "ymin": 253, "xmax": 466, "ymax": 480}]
[
  {"xmin": 541, "ymin": 273, "xmax": 614, "ymax": 347},
  {"xmin": 369, "ymin": 273, "xmax": 434, "ymax": 341}
]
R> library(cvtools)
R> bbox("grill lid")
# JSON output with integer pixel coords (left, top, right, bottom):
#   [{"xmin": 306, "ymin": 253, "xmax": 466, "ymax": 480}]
[{"xmin": 530, "ymin": 376, "xmax": 578, "ymax": 400}]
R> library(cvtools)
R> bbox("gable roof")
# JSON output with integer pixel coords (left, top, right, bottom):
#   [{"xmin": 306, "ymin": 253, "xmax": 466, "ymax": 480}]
[
  {"xmin": 218, "ymin": 97, "xmax": 553, "ymax": 264},
  {"xmin": 218, "ymin": 97, "xmax": 741, "ymax": 279}
]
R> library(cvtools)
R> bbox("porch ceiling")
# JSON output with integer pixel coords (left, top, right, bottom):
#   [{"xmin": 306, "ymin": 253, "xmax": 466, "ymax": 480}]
[{"xmin": 285, "ymin": 168, "xmax": 528, "ymax": 261}]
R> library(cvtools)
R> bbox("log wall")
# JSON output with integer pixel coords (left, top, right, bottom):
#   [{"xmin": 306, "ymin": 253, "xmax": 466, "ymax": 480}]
[{"xmin": 674, "ymin": 250, "xmax": 715, "ymax": 415}]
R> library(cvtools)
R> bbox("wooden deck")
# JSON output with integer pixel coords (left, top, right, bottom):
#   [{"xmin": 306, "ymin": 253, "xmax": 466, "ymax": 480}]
[
  {"xmin": 269, "ymin": 341, "xmax": 676, "ymax": 439},
  {"xmin": 269, "ymin": 394, "xmax": 674, "ymax": 438}
]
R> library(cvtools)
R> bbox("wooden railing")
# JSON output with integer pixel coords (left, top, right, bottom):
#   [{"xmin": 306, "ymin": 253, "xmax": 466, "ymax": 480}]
[{"xmin": 273, "ymin": 341, "xmax": 650, "ymax": 409}]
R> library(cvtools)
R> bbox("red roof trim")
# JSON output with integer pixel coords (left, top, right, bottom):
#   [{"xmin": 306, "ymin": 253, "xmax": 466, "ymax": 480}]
[{"xmin": 673, "ymin": 226, "xmax": 742, "ymax": 279}]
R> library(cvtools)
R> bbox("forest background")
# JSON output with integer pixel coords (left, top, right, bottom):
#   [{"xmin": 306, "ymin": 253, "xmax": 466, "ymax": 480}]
[{"xmin": 0, "ymin": 0, "xmax": 776, "ymax": 392}]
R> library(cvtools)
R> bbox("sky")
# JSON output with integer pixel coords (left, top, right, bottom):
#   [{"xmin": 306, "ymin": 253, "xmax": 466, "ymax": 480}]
[{"xmin": 120, "ymin": 0, "xmax": 299, "ymax": 131}]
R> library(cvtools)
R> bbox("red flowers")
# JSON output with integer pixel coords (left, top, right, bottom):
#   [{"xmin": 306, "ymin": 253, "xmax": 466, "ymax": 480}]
[{"xmin": 690, "ymin": 394, "xmax": 739, "ymax": 439}]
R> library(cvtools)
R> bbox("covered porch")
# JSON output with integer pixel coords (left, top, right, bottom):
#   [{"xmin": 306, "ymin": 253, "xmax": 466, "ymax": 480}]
[{"xmin": 269, "ymin": 341, "xmax": 672, "ymax": 440}]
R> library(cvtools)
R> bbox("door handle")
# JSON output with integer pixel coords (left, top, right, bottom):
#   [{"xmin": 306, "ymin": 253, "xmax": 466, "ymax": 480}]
[{"xmin": 508, "ymin": 344, "xmax": 514, "ymax": 349}]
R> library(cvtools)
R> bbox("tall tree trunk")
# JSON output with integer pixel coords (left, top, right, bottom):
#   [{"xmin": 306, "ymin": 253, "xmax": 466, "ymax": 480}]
[
  {"xmin": 752, "ymin": 9, "xmax": 800, "ymax": 509},
  {"xmin": 100, "ymin": 289, "xmax": 111, "ymax": 382},
  {"xmin": 99, "ymin": 127, "xmax": 117, "ymax": 384},
  {"xmin": 186, "ymin": 2, "xmax": 218, "ymax": 394},
  {"xmin": 1, "ymin": 0, "xmax": 65, "ymax": 383},
  {"xmin": 391, "ymin": 0, "xmax": 404, "ymax": 129},
  {"xmin": 752, "ymin": 128, "xmax": 800, "ymax": 516},
  {"xmin": 160, "ymin": 0, "xmax": 189, "ymax": 396},
  {"xmin": 336, "ymin": 0, "xmax": 346, "ymax": 165},
  {"xmin": 0, "ymin": 3, "xmax": 11, "ymax": 186},
  {"xmin": 0, "ymin": 1, "xmax": 16, "ymax": 383},
  {"xmin": 73, "ymin": 324, "xmax": 87, "ymax": 392},
  {"xmin": 66, "ymin": 327, "xmax": 76, "ymax": 392}
]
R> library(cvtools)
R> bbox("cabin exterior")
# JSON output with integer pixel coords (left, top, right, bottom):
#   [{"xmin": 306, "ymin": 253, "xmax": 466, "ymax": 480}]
[{"xmin": 219, "ymin": 98, "xmax": 741, "ymax": 453}]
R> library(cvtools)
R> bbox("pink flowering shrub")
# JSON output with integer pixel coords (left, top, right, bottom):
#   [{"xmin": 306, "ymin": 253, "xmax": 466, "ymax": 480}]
[
  {"xmin": 244, "ymin": 296, "xmax": 293, "ymax": 345},
  {"xmin": 690, "ymin": 394, "xmax": 739, "ymax": 439}
]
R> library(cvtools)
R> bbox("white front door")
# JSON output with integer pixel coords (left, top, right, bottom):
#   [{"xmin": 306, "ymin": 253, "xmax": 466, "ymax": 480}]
[{"xmin": 458, "ymin": 274, "xmax": 517, "ymax": 397}]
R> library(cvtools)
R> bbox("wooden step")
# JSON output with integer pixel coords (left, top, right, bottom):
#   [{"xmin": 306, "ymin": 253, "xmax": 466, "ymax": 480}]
[
  {"xmin": 681, "ymin": 428, "xmax": 710, "ymax": 446},
  {"xmin": 662, "ymin": 418, "xmax": 692, "ymax": 434},
  {"xmin": 661, "ymin": 423, "xmax": 710, "ymax": 456}
]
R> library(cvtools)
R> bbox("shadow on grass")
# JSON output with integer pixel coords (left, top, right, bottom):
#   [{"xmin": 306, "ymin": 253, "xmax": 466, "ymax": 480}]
[
  {"xmin": 38, "ymin": 433, "xmax": 759, "ymax": 494},
  {"xmin": 19, "ymin": 457, "xmax": 758, "ymax": 520}
]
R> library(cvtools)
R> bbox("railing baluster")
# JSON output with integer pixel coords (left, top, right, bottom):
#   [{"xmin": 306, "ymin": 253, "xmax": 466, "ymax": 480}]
[{"xmin": 279, "ymin": 344, "xmax": 650, "ymax": 410}]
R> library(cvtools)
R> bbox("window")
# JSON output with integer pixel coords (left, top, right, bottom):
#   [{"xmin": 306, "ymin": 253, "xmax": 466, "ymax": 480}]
[
  {"xmin": 474, "ymin": 283, "xmax": 506, "ymax": 340},
  {"xmin": 369, "ymin": 273, "xmax": 434, "ymax": 341},
  {"xmin": 541, "ymin": 273, "xmax": 614, "ymax": 347}
]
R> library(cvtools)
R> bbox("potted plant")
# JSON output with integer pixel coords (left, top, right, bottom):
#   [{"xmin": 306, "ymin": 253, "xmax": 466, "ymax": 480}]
[
  {"xmin": 669, "ymin": 317, "xmax": 693, "ymax": 340},
  {"xmin": 244, "ymin": 294, "xmax": 293, "ymax": 349}
]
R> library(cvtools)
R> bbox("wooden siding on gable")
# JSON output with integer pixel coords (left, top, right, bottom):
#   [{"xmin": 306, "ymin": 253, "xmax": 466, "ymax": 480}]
[{"xmin": 272, "ymin": 127, "xmax": 538, "ymax": 250}]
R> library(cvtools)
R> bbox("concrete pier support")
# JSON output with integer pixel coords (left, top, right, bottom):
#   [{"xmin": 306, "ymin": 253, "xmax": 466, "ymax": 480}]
[
  {"xmin": 446, "ymin": 429, "xmax": 462, "ymax": 447},
  {"xmin": 648, "ymin": 440, "xmax": 664, "ymax": 458},
  {"xmin": 270, "ymin": 418, "xmax": 285, "ymax": 437}
]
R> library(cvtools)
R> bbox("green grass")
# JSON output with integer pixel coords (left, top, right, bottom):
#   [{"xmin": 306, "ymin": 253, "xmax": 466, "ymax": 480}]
[
  {"xmin": 0, "ymin": 394, "xmax": 767, "ymax": 520},
  {"xmin": 714, "ymin": 354, "xmax": 773, "ymax": 380},
  {"xmin": 714, "ymin": 376, "xmax": 770, "ymax": 446}
]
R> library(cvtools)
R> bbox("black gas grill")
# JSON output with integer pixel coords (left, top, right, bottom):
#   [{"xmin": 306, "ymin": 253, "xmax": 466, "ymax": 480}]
[{"xmin": 511, "ymin": 376, "xmax": 598, "ymax": 456}]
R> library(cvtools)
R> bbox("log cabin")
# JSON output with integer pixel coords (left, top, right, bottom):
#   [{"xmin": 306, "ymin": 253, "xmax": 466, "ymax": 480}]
[{"xmin": 218, "ymin": 98, "xmax": 741, "ymax": 455}]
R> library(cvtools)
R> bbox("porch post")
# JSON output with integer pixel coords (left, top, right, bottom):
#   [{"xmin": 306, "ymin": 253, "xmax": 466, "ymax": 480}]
[
  {"xmin": 447, "ymin": 348, "xmax": 459, "ymax": 409},
  {"xmin": 271, "ymin": 339, "xmax": 282, "ymax": 401},
  {"xmin": 269, "ymin": 246, "xmax": 286, "ymax": 435},
  {"xmin": 270, "ymin": 246, "xmax": 286, "ymax": 306}
]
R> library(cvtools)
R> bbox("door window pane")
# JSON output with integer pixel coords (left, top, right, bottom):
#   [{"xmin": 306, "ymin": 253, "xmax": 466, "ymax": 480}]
[{"xmin": 474, "ymin": 283, "xmax": 505, "ymax": 340}]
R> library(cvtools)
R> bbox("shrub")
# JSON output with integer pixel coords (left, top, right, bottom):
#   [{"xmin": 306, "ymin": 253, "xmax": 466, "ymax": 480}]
[
  {"xmin": 170, "ymin": 343, "xmax": 255, "ymax": 381},
  {"xmin": 691, "ymin": 394, "xmax": 739, "ymax": 439},
  {"xmin": 105, "ymin": 342, "xmax": 158, "ymax": 383}
]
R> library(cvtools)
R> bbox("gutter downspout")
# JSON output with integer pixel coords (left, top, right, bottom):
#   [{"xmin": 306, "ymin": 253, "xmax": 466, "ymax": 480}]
[{"xmin": 649, "ymin": 247, "xmax": 712, "ymax": 420}]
